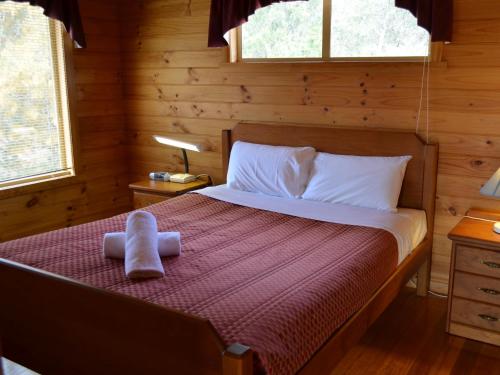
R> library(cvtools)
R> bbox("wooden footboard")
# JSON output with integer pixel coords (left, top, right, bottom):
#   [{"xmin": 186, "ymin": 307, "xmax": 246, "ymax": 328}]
[
  {"xmin": 0, "ymin": 241, "xmax": 431, "ymax": 375},
  {"xmin": 0, "ymin": 259, "xmax": 252, "ymax": 375}
]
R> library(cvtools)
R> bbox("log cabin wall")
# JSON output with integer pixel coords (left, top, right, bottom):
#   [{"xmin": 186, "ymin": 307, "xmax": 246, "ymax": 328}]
[
  {"xmin": 120, "ymin": 0, "xmax": 500, "ymax": 294},
  {"xmin": 0, "ymin": 0, "xmax": 131, "ymax": 242}
]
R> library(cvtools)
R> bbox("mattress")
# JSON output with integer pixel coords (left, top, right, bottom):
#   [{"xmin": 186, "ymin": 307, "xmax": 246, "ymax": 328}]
[{"xmin": 0, "ymin": 193, "xmax": 408, "ymax": 375}]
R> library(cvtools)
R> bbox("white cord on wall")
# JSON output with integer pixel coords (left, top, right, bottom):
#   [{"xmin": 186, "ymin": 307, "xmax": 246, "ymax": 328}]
[
  {"xmin": 415, "ymin": 55, "xmax": 427, "ymax": 136},
  {"xmin": 426, "ymin": 47, "xmax": 431, "ymax": 144},
  {"xmin": 416, "ymin": 34, "xmax": 431, "ymax": 143}
]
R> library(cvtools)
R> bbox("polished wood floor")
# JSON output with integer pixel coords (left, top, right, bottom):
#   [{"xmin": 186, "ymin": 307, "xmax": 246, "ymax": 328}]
[{"xmin": 333, "ymin": 288, "xmax": 500, "ymax": 375}]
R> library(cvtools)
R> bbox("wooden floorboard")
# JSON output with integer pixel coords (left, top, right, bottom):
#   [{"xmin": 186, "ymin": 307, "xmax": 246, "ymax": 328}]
[{"xmin": 332, "ymin": 288, "xmax": 500, "ymax": 375}]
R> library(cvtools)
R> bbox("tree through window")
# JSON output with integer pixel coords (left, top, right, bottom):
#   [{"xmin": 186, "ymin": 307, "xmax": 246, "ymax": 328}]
[
  {"xmin": 239, "ymin": 0, "xmax": 430, "ymax": 60},
  {"xmin": 0, "ymin": 2, "xmax": 74, "ymax": 188}
]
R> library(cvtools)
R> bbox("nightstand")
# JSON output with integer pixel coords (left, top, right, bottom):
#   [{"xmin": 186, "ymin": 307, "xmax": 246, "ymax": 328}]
[
  {"xmin": 129, "ymin": 179, "xmax": 210, "ymax": 209},
  {"xmin": 447, "ymin": 209, "xmax": 500, "ymax": 346}
]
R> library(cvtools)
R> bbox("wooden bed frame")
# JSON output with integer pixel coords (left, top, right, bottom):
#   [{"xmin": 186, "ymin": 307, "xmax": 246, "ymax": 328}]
[{"xmin": 0, "ymin": 123, "xmax": 438, "ymax": 375}]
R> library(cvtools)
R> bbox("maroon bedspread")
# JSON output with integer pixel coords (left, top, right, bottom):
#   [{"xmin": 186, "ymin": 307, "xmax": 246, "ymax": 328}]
[{"xmin": 0, "ymin": 194, "xmax": 398, "ymax": 375}]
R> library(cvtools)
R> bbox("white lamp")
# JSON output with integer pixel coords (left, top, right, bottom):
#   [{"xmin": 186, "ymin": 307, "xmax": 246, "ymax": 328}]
[
  {"xmin": 153, "ymin": 135, "xmax": 204, "ymax": 183},
  {"xmin": 480, "ymin": 168, "xmax": 500, "ymax": 234}
]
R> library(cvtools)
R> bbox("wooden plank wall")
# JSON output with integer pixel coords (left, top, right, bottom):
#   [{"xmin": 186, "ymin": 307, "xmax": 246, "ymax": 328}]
[
  {"xmin": 119, "ymin": 0, "xmax": 500, "ymax": 293},
  {"xmin": 0, "ymin": 0, "xmax": 131, "ymax": 242}
]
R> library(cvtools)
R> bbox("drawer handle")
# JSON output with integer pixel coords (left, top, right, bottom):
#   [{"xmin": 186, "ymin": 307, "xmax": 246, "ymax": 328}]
[
  {"xmin": 478, "ymin": 287, "xmax": 500, "ymax": 296},
  {"xmin": 478, "ymin": 314, "xmax": 498, "ymax": 322},
  {"xmin": 481, "ymin": 260, "xmax": 500, "ymax": 269}
]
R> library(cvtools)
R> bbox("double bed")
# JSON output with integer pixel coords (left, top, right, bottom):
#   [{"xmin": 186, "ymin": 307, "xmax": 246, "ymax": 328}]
[{"xmin": 0, "ymin": 123, "xmax": 438, "ymax": 375}]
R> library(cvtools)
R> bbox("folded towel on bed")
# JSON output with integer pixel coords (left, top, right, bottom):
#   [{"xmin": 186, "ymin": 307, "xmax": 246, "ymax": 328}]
[
  {"xmin": 125, "ymin": 211, "xmax": 164, "ymax": 279},
  {"xmin": 103, "ymin": 232, "xmax": 181, "ymax": 259}
]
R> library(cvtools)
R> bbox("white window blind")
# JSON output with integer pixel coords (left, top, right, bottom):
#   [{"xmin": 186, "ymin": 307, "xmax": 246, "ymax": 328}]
[{"xmin": 0, "ymin": 2, "xmax": 74, "ymax": 189}]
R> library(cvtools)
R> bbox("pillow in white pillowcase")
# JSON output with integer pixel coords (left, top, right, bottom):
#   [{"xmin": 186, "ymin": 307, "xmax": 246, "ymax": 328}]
[
  {"xmin": 302, "ymin": 153, "xmax": 412, "ymax": 212},
  {"xmin": 227, "ymin": 141, "xmax": 316, "ymax": 198}
]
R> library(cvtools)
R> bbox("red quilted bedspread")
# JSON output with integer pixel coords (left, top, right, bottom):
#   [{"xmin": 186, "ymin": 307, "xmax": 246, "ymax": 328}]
[{"xmin": 0, "ymin": 194, "xmax": 398, "ymax": 375}]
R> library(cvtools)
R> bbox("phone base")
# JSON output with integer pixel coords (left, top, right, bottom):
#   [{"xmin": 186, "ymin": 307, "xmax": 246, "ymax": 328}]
[{"xmin": 170, "ymin": 173, "xmax": 197, "ymax": 184}]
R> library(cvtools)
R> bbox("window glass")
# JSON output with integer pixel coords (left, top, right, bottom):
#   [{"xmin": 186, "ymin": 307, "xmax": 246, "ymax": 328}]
[
  {"xmin": 331, "ymin": 0, "xmax": 429, "ymax": 57},
  {"xmin": 0, "ymin": 2, "xmax": 73, "ymax": 186},
  {"xmin": 242, "ymin": 0, "xmax": 323, "ymax": 59},
  {"xmin": 239, "ymin": 0, "xmax": 429, "ymax": 60}
]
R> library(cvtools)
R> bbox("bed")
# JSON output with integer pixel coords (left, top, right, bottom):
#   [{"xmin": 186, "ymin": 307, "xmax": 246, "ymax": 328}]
[{"xmin": 0, "ymin": 123, "xmax": 438, "ymax": 375}]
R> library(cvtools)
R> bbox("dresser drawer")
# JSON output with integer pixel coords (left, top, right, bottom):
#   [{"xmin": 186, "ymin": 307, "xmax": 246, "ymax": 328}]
[
  {"xmin": 448, "ymin": 322, "xmax": 500, "ymax": 346},
  {"xmin": 455, "ymin": 245, "xmax": 500, "ymax": 278},
  {"xmin": 451, "ymin": 298, "xmax": 500, "ymax": 333},
  {"xmin": 453, "ymin": 272, "xmax": 500, "ymax": 306}
]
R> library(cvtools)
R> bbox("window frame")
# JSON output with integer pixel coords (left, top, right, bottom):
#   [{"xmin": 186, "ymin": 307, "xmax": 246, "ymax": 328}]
[
  {"xmin": 0, "ymin": 14, "xmax": 79, "ymax": 192},
  {"xmin": 229, "ymin": 0, "xmax": 443, "ymax": 63}
]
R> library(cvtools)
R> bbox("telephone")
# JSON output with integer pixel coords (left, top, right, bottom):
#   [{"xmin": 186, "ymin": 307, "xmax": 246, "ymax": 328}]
[
  {"xmin": 149, "ymin": 172, "xmax": 171, "ymax": 181},
  {"xmin": 149, "ymin": 171, "xmax": 197, "ymax": 184}
]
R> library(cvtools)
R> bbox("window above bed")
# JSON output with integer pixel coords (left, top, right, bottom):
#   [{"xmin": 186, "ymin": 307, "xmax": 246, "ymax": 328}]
[
  {"xmin": 0, "ymin": 2, "xmax": 75, "ymax": 190},
  {"xmin": 230, "ymin": 0, "xmax": 434, "ymax": 62}
]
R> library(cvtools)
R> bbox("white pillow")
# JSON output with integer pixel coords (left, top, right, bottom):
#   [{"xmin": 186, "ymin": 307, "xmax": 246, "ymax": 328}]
[
  {"xmin": 302, "ymin": 153, "xmax": 412, "ymax": 212},
  {"xmin": 227, "ymin": 141, "xmax": 316, "ymax": 198}
]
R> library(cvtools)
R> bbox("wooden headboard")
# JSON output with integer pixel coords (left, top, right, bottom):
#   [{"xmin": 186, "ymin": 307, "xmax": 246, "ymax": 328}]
[{"xmin": 222, "ymin": 122, "xmax": 439, "ymax": 234}]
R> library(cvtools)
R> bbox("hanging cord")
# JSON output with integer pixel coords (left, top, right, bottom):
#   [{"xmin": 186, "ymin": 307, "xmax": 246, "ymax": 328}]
[
  {"xmin": 415, "ymin": 55, "xmax": 427, "ymax": 136},
  {"xmin": 413, "ymin": 273, "xmax": 448, "ymax": 298},
  {"xmin": 196, "ymin": 174, "xmax": 213, "ymax": 186},
  {"xmin": 416, "ymin": 34, "xmax": 431, "ymax": 143},
  {"xmin": 416, "ymin": 37, "xmax": 444, "ymax": 298},
  {"xmin": 425, "ymin": 46, "xmax": 431, "ymax": 144},
  {"xmin": 428, "ymin": 290, "xmax": 448, "ymax": 299}
]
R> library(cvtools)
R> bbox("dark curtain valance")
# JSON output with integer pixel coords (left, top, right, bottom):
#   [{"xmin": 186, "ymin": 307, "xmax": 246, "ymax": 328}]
[
  {"xmin": 208, "ymin": 0, "xmax": 307, "ymax": 47},
  {"xmin": 396, "ymin": 0, "xmax": 453, "ymax": 42},
  {"xmin": 0, "ymin": 0, "xmax": 86, "ymax": 47}
]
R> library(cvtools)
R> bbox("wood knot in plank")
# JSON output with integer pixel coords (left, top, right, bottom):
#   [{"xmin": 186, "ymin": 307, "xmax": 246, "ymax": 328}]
[
  {"xmin": 471, "ymin": 159, "xmax": 484, "ymax": 167},
  {"xmin": 26, "ymin": 196, "xmax": 39, "ymax": 208}
]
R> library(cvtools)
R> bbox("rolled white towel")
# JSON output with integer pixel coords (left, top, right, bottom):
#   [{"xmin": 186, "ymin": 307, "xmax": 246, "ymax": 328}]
[
  {"xmin": 103, "ymin": 232, "xmax": 181, "ymax": 259},
  {"xmin": 125, "ymin": 211, "xmax": 164, "ymax": 279}
]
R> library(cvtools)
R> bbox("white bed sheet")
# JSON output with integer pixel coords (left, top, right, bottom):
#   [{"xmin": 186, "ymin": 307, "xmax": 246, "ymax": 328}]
[{"xmin": 195, "ymin": 185, "xmax": 427, "ymax": 264}]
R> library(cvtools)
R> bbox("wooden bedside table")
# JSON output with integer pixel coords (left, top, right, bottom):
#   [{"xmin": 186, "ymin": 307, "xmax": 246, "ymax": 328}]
[
  {"xmin": 129, "ymin": 179, "xmax": 210, "ymax": 209},
  {"xmin": 447, "ymin": 209, "xmax": 500, "ymax": 346}
]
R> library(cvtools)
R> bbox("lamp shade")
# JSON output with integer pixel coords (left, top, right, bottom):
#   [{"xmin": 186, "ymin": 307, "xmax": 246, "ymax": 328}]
[
  {"xmin": 153, "ymin": 136, "xmax": 204, "ymax": 152},
  {"xmin": 480, "ymin": 168, "xmax": 500, "ymax": 197}
]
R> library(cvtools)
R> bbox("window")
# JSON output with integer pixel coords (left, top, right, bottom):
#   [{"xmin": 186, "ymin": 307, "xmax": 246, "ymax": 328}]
[
  {"xmin": 0, "ymin": 2, "xmax": 74, "ymax": 189},
  {"xmin": 234, "ymin": 0, "xmax": 431, "ymax": 61}
]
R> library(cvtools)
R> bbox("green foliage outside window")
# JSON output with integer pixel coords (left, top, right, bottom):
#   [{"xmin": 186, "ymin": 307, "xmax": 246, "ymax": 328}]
[
  {"xmin": 0, "ymin": 3, "xmax": 65, "ymax": 183},
  {"xmin": 242, "ymin": 0, "xmax": 429, "ymax": 59}
]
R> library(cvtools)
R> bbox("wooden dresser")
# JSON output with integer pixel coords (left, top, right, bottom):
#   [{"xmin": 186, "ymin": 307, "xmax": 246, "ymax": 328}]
[
  {"xmin": 447, "ymin": 209, "xmax": 500, "ymax": 346},
  {"xmin": 129, "ymin": 179, "xmax": 210, "ymax": 209}
]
